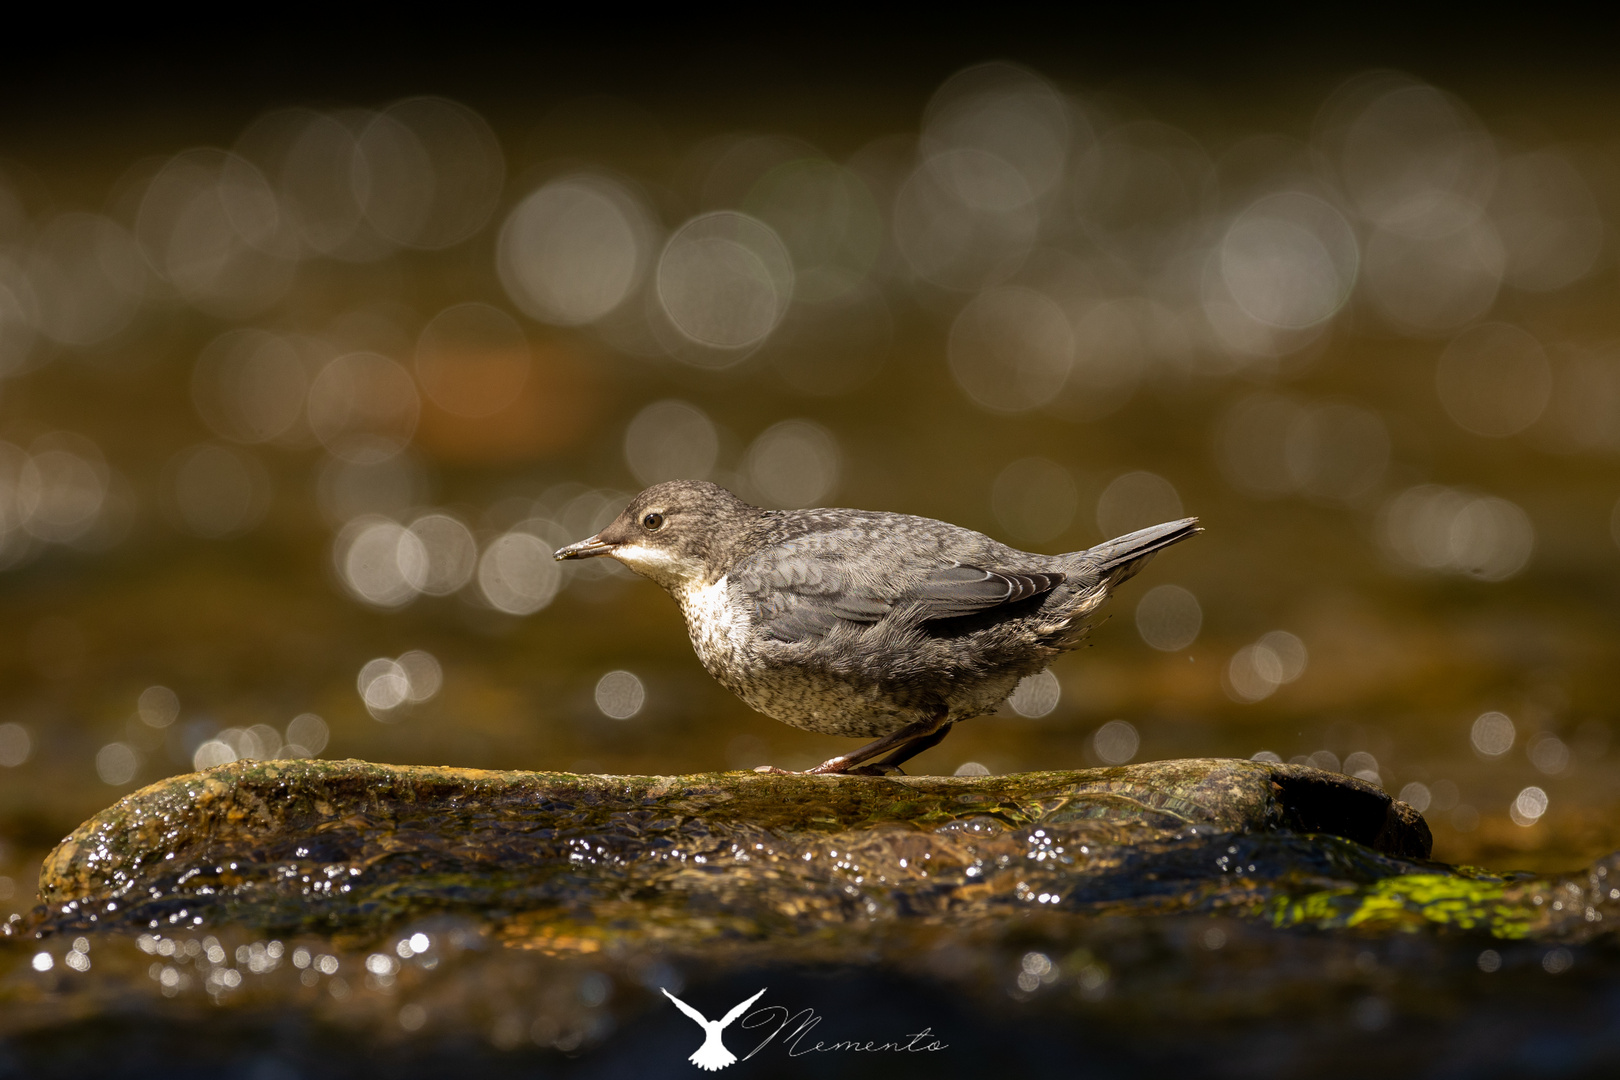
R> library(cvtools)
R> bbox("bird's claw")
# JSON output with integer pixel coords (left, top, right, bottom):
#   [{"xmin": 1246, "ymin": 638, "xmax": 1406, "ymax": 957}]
[
  {"xmin": 751, "ymin": 760, "xmax": 905, "ymax": 776},
  {"xmin": 845, "ymin": 763, "xmax": 905, "ymax": 776}
]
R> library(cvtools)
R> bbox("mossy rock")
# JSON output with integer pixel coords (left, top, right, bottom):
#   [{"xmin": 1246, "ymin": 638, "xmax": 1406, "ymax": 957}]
[
  {"xmin": 7, "ymin": 757, "xmax": 1619, "ymax": 1075},
  {"xmin": 28, "ymin": 756, "xmax": 1443, "ymax": 944}
]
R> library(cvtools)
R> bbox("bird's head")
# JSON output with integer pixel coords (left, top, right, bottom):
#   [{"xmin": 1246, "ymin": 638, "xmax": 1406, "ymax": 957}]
[{"xmin": 554, "ymin": 480, "xmax": 761, "ymax": 590}]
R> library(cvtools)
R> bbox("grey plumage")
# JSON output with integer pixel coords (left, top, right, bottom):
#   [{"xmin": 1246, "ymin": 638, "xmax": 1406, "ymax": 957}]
[{"xmin": 555, "ymin": 480, "xmax": 1200, "ymax": 774}]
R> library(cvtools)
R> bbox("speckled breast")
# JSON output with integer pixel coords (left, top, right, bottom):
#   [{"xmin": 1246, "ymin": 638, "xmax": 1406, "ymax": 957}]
[{"xmin": 675, "ymin": 576, "xmax": 1023, "ymax": 739}]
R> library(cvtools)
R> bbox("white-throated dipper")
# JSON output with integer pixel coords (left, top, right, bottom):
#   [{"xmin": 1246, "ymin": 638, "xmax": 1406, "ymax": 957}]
[{"xmin": 555, "ymin": 481, "xmax": 1200, "ymax": 775}]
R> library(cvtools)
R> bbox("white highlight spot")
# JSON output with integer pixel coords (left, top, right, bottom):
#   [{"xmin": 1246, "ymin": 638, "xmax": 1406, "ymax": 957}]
[
  {"xmin": 96, "ymin": 742, "xmax": 139, "ymax": 786},
  {"xmin": 1007, "ymin": 670, "xmax": 1060, "ymax": 717},
  {"xmin": 0, "ymin": 723, "xmax": 33, "ymax": 767},
  {"xmin": 1380, "ymin": 485, "xmax": 1535, "ymax": 582},
  {"xmin": 478, "ymin": 531, "xmax": 562, "ymax": 615},
  {"xmin": 498, "ymin": 176, "xmax": 652, "ymax": 326},
  {"xmin": 594, "ymin": 671, "xmax": 646, "ymax": 720},
  {"xmin": 1135, "ymin": 584, "xmax": 1202, "ymax": 652},
  {"xmin": 1471, "ymin": 711, "xmax": 1516, "ymax": 757},
  {"xmin": 1224, "ymin": 632, "xmax": 1308, "ymax": 703},
  {"xmin": 624, "ymin": 400, "xmax": 719, "ymax": 488},
  {"xmin": 744, "ymin": 421, "xmax": 840, "ymax": 509},
  {"xmin": 1093, "ymin": 720, "xmax": 1140, "ymax": 765},
  {"xmin": 1398, "ymin": 782, "xmax": 1432, "ymax": 813},
  {"xmin": 1511, "ymin": 786, "xmax": 1549, "ymax": 827},
  {"xmin": 656, "ymin": 212, "xmax": 793, "ymax": 352},
  {"xmin": 138, "ymin": 686, "xmax": 180, "ymax": 728}
]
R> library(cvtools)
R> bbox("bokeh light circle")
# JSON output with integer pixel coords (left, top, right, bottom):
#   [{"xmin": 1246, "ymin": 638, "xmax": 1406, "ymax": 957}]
[
  {"xmin": 656, "ymin": 211, "xmax": 793, "ymax": 351},
  {"xmin": 744, "ymin": 420, "xmax": 840, "ymax": 509},
  {"xmin": 498, "ymin": 175, "xmax": 653, "ymax": 326},
  {"xmin": 947, "ymin": 287, "xmax": 1073, "ymax": 413},
  {"xmin": 624, "ymin": 400, "xmax": 719, "ymax": 487}
]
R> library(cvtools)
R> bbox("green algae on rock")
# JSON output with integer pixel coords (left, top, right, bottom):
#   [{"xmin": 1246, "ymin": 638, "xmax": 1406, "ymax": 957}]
[
  {"xmin": 1268, "ymin": 871, "xmax": 1536, "ymax": 937},
  {"xmin": 1266, "ymin": 858, "xmax": 1620, "ymax": 941},
  {"xmin": 30, "ymin": 756, "xmax": 1434, "ymax": 943}
]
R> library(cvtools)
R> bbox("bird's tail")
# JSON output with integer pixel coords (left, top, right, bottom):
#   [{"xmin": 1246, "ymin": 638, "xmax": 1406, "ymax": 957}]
[{"xmin": 1072, "ymin": 517, "xmax": 1202, "ymax": 588}]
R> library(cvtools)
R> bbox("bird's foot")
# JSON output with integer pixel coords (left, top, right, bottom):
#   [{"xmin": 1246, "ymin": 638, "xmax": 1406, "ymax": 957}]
[
  {"xmin": 751, "ymin": 758, "xmax": 903, "ymax": 776},
  {"xmin": 806, "ymin": 756, "xmax": 904, "ymax": 776},
  {"xmin": 845, "ymin": 763, "xmax": 905, "ymax": 776}
]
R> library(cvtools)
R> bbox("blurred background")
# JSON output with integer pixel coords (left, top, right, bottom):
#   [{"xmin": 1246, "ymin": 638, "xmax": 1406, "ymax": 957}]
[{"xmin": 1, "ymin": 17, "xmax": 1618, "ymax": 923}]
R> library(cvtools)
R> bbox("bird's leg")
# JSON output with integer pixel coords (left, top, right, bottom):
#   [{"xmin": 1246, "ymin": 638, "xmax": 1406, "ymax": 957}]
[
  {"xmin": 811, "ymin": 712, "xmax": 949, "ymax": 775},
  {"xmin": 755, "ymin": 709, "xmax": 950, "ymax": 776},
  {"xmin": 852, "ymin": 722, "xmax": 955, "ymax": 776}
]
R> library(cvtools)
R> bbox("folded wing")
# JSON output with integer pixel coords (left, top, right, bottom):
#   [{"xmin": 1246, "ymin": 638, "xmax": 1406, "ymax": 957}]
[
  {"xmin": 733, "ymin": 536, "xmax": 1063, "ymax": 644},
  {"xmin": 908, "ymin": 564, "xmax": 1065, "ymax": 618}
]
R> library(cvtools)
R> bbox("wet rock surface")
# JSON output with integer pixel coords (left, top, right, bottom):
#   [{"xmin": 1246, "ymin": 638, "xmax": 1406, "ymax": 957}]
[
  {"xmin": 34, "ymin": 757, "xmax": 1432, "ymax": 940},
  {"xmin": 3, "ymin": 759, "xmax": 1619, "ymax": 1078}
]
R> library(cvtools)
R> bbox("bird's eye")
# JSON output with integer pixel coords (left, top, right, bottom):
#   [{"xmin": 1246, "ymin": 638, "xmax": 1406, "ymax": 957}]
[{"xmin": 642, "ymin": 512, "xmax": 665, "ymax": 531}]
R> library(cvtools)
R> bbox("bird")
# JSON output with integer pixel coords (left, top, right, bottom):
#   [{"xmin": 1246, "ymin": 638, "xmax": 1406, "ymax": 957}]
[
  {"xmin": 662, "ymin": 987, "xmax": 768, "ymax": 1071},
  {"xmin": 555, "ymin": 480, "xmax": 1200, "ymax": 776}
]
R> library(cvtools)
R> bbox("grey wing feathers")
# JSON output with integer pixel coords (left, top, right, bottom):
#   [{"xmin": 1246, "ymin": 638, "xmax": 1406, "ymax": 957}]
[
  {"xmin": 744, "ymin": 552, "xmax": 890, "ymax": 642},
  {"xmin": 909, "ymin": 565, "xmax": 1065, "ymax": 617},
  {"xmin": 737, "ymin": 541, "xmax": 1064, "ymax": 644},
  {"xmin": 754, "ymin": 600, "xmax": 864, "ymax": 643}
]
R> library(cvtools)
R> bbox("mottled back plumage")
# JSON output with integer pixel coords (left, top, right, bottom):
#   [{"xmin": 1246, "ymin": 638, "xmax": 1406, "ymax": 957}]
[{"xmin": 556, "ymin": 480, "xmax": 1200, "ymax": 773}]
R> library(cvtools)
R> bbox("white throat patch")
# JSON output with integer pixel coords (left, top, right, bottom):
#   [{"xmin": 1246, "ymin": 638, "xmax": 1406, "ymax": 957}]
[{"xmin": 610, "ymin": 543, "xmax": 706, "ymax": 590}]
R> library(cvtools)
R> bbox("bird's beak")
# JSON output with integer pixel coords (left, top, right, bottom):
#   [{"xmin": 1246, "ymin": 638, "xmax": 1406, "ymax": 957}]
[{"xmin": 554, "ymin": 533, "xmax": 614, "ymax": 561}]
